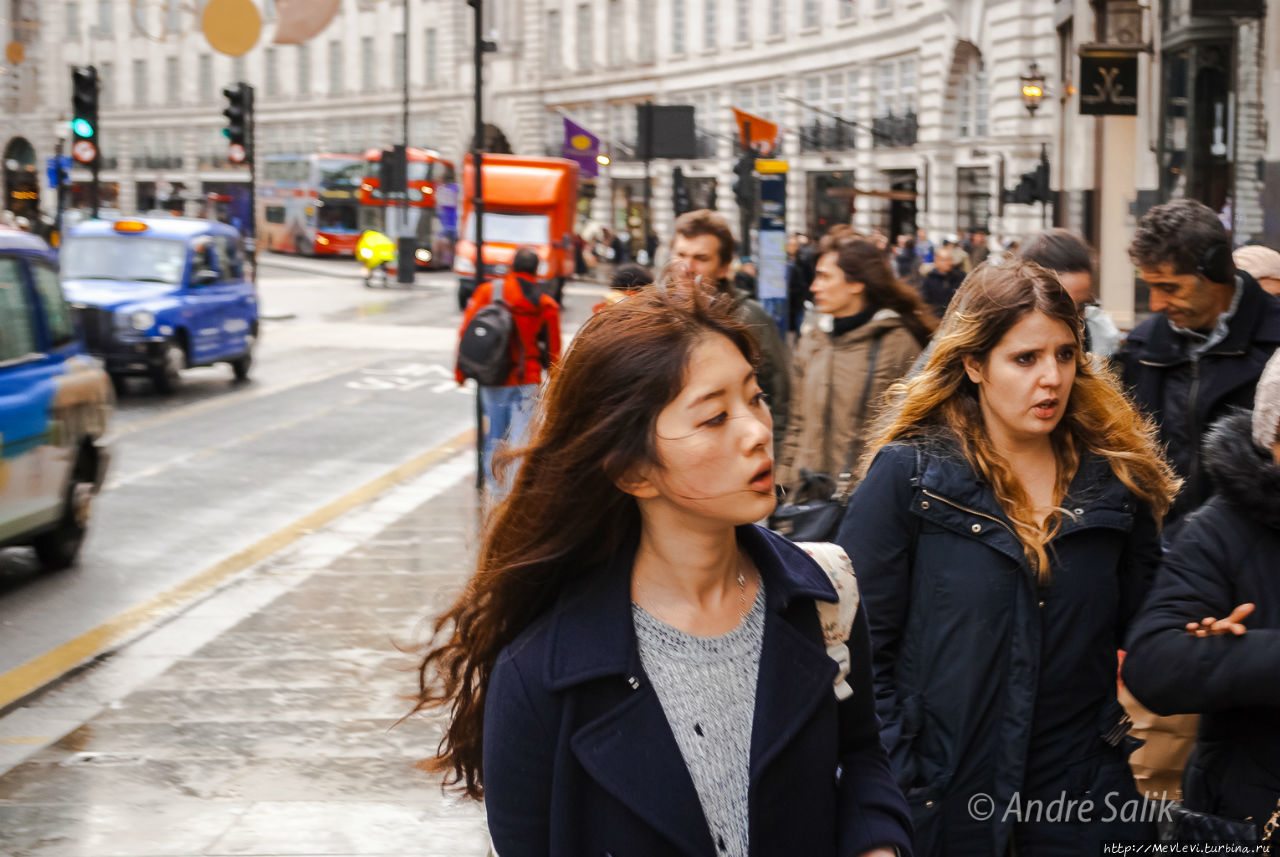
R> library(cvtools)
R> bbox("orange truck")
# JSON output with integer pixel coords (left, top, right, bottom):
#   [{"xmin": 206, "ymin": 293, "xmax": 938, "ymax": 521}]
[{"xmin": 453, "ymin": 154, "xmax": 579, "ymax": 310}]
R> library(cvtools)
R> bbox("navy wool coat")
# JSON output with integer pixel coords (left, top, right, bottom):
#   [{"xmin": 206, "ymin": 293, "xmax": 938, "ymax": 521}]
[
  {"xmin": 482, "ymin": 524, "xmax": 914, "ymax": 857},
  {"xmin": 837, "ymin": 438, "xmax": 1162, "ymax": 856}
]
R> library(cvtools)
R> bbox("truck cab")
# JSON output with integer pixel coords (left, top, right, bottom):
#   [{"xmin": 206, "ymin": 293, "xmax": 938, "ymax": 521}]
[{"xmin": 453, "ymin": 155, "xmax": 579, "ymax": 309}]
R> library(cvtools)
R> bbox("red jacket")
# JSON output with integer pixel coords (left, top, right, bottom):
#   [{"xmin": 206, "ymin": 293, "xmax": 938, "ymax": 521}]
[{"xmin": 456, "ymin": 272, "xmax": 562, "ymax": 386}]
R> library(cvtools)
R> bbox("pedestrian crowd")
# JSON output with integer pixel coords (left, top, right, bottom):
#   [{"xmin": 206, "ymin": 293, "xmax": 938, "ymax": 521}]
[{"xmin": 422, "ymin": 198, "xmax": 1280, "ymax": 856}]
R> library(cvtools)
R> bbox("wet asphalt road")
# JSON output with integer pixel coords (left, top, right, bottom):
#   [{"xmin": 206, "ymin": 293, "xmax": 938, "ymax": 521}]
[{"xmin": 0, "ymin": 255, "xmax": 603, "ymax": 690}]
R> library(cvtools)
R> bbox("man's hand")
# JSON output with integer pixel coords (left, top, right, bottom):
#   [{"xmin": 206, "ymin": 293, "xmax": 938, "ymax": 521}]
[
  {"xmin": 1185, "ymin": 602, "xmax": 1255, "ymax": 637},
  {"xmin": 856, "ymin": 849, "xmax": 898, "ymax": 857}
]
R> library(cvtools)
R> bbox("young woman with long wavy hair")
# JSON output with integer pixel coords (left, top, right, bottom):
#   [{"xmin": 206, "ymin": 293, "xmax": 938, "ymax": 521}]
[
  {"xmin": 835, "ymin": 261, "xmax": 1181, "ymax": 855},
  {"xmin": 412, "ymin": 283, "xmax": 913, "ymax": 857}
]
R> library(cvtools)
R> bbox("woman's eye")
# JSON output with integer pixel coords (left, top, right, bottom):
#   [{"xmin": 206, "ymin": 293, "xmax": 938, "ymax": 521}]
[
  {"xmin": 701, "ymin": 412, "xmax": 729, "ymax": 428},
  {"xmin": 752, "ymin": 391, "xmax": 769, "ymax": 407},
  {"xmin": 1057, "ymin": 347, "xmax": 1077, "ymax": 362},
  {"xmin": 1014, "ymin": 353, "xmax": 1036, "ymax": 366}
]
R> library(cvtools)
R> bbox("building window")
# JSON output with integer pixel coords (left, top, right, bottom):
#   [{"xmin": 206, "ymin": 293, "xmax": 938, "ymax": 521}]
[
  {"xmin": 232, "ymin": 55, "xmax": 246, "ymax": 83},
  {"xmin": 546, "ymin": 10, "xmax": 562, "ymax": 76},
  {"xmin": 673, "ymin": 0, "xmax": 686, "ymax": 54},
  {"xmin": 576, "ymin": 3, "xmax": 592, "ymax": 71},
  {"xmin": 839, "ymin": 0, "xmax": 855, "ymax": 20},
  {"xmin": 133, "ymin": 59, "xmax": 148, "ymax": 106},
  {"xmin": 899, "ymin": 56, "xmax": 917, "ymax": 116},
  {"xmin": 768, "ymin": 0, "xmax": 782, "ymax": 37},
  {"xmin": 974, "ymin": 63, "xmax": 988, "ymax": 137},
  {"xmin": 735, "ymin": 0, "xmax": 749, "ymax": 43},
  {"xmin": 165, "ymin": 0, "xmax": 181, "ymax": 33},
  {"xmin": 96, "ymin": 0, "xmax": 112, "ymax": 36},
  {"xmin": 608, "ymin": 0, "xmax": 624, "ymax": 67},
  {"xmin": 394, "ymin": 33, "xmax": 406, "ymax": 89},
  {"xmin": 802, "ymin": 0, "xmax": 818, "ymax": 29},
  {"xmin": 99, "ymin": 61, "xmax": 114, "ymax": 108},
  {"xmin": 297, "ymin": 43, "xmax": 311, "ymax": 97},
  {"xmin": 361, "ymin": 36, "xmax": 375, "ymax": 91},
  {"xmin": 638, "ymin": 3, "xmax": 655, "ymax": 62},
  {"xmin": 265, "ymin": 47, "xmax": 279, "ymax": 97},
  {"xmin": 425, "ymin": 28, "xmax": 438, "ymax": 85},
  {"xmin": 328, "ymin": 40, "xmax": 343, "ymax": 94},
  {"xmin": 198, "ymin": 54, "xmax": 213, "ymax": 103},
  {"xmin": 66, "ymin": 1, "xmax": 80, "ymax": 38},
  {"xmin": 704, "ymin": 0, "xmax": 717, "ymax": 49},
  {"xmin": 876, "ymin": 0, "xmax": 890, "ymax": 10},
  {"xmin": 165, "ymin": 56, "xmax": 180, "ymax": 105}
]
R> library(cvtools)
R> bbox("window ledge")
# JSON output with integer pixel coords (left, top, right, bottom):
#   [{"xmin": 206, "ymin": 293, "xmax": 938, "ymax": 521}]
[
  {"xmin": 798, "ymin": 24, "xmax": 820, "ymax": 35},
  {"xmin": 764, "ymin": 32, "xmax": 785, "ymax": 44}
]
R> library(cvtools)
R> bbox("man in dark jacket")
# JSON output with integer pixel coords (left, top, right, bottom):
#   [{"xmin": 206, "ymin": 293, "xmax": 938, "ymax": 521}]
[
  {"xmin": 671, "ymin": 209, "xmax": 790, "ymax": 448},
  {"xmin": 918, "ymin": 247, "xmax": 965, "ymax": 319},
  {"xmin": 1119, "ymin": 199, "xmax": 1280, "ymax": 535},
  {"xmin": 1122, "ymin": 351, "xmax": 1280, "ymax": 835}
]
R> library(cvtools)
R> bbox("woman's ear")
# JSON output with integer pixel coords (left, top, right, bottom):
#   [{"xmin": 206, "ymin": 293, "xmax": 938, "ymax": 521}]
[
  {"xmin": 962, "ymin": 353, "xmax": 985, "ymax": 385},
  {"xmin": 614, "ymin": 460, "xmax": 661, "ymax": 500}
]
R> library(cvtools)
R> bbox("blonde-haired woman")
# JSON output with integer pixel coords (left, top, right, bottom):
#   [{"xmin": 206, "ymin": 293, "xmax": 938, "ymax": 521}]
[{"xmin": 836, "ymin": 261, "xmax": 1181, "ymax": 855}]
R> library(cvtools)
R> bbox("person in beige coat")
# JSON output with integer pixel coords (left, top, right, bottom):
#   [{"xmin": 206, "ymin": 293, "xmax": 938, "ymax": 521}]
[{"xmin": 777, "ymin": 234, "xmax": 937, "ymax": 496}]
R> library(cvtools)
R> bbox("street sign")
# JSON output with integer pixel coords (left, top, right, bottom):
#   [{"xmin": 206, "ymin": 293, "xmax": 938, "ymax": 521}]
[
  {"xmin": 1079, "ymin": 50, "xmax": 1139, "ymax": 116},
  {"xmin": 45, "ymin": 155, "xmax": 73, "ymax": 187},
  {"xmin": 755, "ymin": 159, "xmax": 789, "ymax": 175},
  {"xmin": 71, "ymin": 139, "xmax": 97, "ymax": 164},
  {"xmin": 228, "ymin": 142, "xmax": 246, "ymax": 163}
]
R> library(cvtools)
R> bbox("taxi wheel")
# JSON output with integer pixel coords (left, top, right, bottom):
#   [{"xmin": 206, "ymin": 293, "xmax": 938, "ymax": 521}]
[
  {"xmin": 151, "ymin": 339, "xmax": 186, "ymax": 395},
  {"xmin": 32, "ymin": 466, "xmax": 94, "ymax": 571},
  {"xmin": 231, "ymin": 333, "xmax": 255, "ymax": 382}
]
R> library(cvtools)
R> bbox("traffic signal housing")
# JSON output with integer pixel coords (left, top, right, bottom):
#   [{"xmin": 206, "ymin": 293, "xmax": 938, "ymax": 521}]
[
  {"xmin": 71, "ymin": 65, "xmax": 99, "ymax": 145},
  {"xmin": 222, "ymin": 82, "xmax": 253, "ymax": 149},
  {"xmin": 732, "ymin": 152, "xmax": 755, "ymax": 211}
]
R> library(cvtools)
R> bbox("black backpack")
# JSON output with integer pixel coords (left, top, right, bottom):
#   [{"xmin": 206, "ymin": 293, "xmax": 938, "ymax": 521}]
[{"xmin": 457, "ymin": 298, "xmax": 526, "ymax": 386}]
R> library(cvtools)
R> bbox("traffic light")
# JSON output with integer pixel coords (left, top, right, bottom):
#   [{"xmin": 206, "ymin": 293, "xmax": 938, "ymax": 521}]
[
  {"xmin": 222, "ymin": 82, "xmax": 253, "ymax": 149},
  {"xmin": 70, "ymin": 65, "xmax": 99, "ymax": 149},
  {"xmin": 732, "ymin": 151, "xmax": 755, "ymax": 211},
  {"xmin": 379, "ymin": 145, "xmax": 407, "ymax": 196},
  {"xmin": 672, "ymin": 166, "xmax": 692, "ymax": 217}
]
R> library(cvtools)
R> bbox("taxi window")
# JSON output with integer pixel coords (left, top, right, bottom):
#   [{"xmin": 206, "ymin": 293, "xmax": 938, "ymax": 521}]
[
  {"xmin": 211, "ymin": 236, "xmax": 243, "ymax": 281},
  {"xmin": 0, "ymin": 257, "xmax": 38, "ymax": 361},
  {"xmin": 30, "ymin": 263, "xmax": 76, "ymax": 349},
  {"xmin": 61, "ymin": 235, "xmax": 187, "ymax": 285}
]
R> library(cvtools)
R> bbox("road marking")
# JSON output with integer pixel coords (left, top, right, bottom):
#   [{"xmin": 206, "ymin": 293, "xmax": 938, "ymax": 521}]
[{"xmin": 0, "ymin": 427, "xmax": 476, "ymax": 714}]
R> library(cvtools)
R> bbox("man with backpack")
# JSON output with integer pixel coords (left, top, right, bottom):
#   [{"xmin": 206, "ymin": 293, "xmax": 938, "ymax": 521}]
[{"xmin": 456, "ymin": 246, "xmax": 562, "ymax": 493}]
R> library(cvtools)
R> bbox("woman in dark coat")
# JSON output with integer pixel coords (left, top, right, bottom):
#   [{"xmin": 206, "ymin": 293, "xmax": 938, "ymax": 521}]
[
  {"xmin": 1122, "ymin": 351, "xmax": 1280, "ymax": 838},
  {"xmin": 412, "ymin": 283, "xmax": 913, "ymax": 857},
  {"xmin": 837, "ymin": 261, "xmax": 1181, "ymax": 855}
]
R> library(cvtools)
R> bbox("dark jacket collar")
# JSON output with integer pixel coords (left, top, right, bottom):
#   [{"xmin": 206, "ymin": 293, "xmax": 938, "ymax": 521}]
[
  {"xmin": 1127, "ymin": 272, "xmax": 1280, "ymax": 365},
  {"xmin": 544, "ymin": 524, "xmax": 836, "ymax": 691},
  {"xmin": 1204, "ymin": 411, "xmax": 1280, "ymax": 530}
]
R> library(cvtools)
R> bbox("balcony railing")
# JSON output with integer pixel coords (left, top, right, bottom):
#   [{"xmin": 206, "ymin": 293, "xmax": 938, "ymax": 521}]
[
  {"xmin": 871, "ymin": 112, "xmax": 918, "ymax": 148},
  {"xmin": 798, "ymin": 122, "xmax": 856, "ymax": 153}
]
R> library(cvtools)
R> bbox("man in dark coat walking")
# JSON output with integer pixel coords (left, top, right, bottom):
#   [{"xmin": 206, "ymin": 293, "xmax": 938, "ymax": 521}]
[
  {"xmin": 1119, "ymin": 199, "xmax": 1280, "ymax": 536},
  {"xmin": 918, "ymin": 247, "xmax": 965, "ymax": 320}
]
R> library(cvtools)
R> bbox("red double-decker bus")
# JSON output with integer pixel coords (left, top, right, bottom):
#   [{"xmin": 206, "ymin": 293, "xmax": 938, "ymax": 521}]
[{"xmin": 357, "ymin": 147, "xmax": 458, "ymax": 269}]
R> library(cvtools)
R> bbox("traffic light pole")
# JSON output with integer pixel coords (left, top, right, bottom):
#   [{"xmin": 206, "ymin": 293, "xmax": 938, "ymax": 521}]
[
  {"xmin": 642, "ymin": 101, "xmax": 653, "ymax": 261},
  {"xmin": 248, "ymin": 88, "xmax": 257, "ymax": 284},
  {"xmin": 53, "ymin": 136, "xmax": 66, "ymax": 245},
  {"xmin": 470, "ymin": 0, "xmax": 486, "ymax": 490},
  {"xmin": 739, "ymin": 120, "xmax": 752, "ymax": 260}
]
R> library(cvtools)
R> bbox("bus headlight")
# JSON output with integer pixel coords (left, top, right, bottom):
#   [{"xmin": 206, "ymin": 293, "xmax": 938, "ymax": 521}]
[
  {"xmin": 415, "ymin": 249, "xmax": 432, "ymax": 262},
  {"xmin": 316, "ymin": 235, "xmax": 331, "ymax": 246}
]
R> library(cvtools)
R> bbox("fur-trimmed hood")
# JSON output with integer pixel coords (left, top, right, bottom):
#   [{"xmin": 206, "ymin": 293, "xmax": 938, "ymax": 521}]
[{"xmin": 1204, "ymin": 411, "xmax": 1280, "ymax": 530}]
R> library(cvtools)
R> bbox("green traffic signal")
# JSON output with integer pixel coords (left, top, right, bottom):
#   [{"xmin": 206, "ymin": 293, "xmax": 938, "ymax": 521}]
[{"xmin": 71, "ymin": 117, "xmax": 95, "ymax": 138}]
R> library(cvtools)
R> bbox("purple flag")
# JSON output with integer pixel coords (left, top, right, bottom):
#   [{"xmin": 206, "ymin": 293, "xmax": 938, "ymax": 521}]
[{"xmin": 561, "ymin": 117, "xmax": 600, "ymax": 179}]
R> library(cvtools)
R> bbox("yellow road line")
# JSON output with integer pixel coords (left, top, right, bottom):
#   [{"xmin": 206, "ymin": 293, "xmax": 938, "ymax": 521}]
[{"xmin": 0, "ymin": 428, "xmax": 475, "ymax": 713}]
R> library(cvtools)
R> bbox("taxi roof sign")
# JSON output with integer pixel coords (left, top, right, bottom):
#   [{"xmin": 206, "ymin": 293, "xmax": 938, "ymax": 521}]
[{"xmin": 113, "ymin": 220, "xmax": 149, "ymax": 233}]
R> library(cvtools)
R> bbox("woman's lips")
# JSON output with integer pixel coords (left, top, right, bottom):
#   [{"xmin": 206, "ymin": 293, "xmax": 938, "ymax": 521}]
[
  {"xmin": 750, "ymin": 465, "xmax": 774, "ymax": 492},
  {"xmin": 1032, "ymin": 399, "xmax": 1060, "ymax": 419}
]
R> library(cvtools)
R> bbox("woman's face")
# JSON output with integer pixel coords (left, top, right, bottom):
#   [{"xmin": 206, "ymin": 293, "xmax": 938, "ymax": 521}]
[
  {"xmin": 810, "ymin": 252, "xmax": 867, "ymax": 318},
  {"xmin": 637, "ymin": 334, "xmax": 776, "ymax": 526},
  {"xmin": 964, "ymin": 311, "xmax": 1078, "ymax": 449}
]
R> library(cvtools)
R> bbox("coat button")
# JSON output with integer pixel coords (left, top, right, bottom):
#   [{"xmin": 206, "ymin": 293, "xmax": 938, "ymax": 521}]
[
  {"xmin": 1038, "ymin": 600, "xmax": 1046, "ymax": 608},
  {"xmin": 627, "ymin": 676, "xmax": 640, "ymax": 690},
  {"xmin": 921, "ymin": 501, "xmax": 930, "ymax": 510},
  {"xmin": 925, "ymin": 800, "xmax": 934, "ymax": 807},
  {"xmin": 971, "ymin": 523, "xmax": 982, "ymax": 533},
  {"xmin": 1073, "ymin": 507, "xmax": 1085, "ymax": 516}
]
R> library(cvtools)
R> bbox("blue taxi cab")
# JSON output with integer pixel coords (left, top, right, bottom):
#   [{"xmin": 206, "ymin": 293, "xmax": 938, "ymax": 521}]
[
  {"xmin": 60, "ymin": 217, "xmax": 259, "ymax": 394},
  {"xmin": 0, "ymin": 227, "xmax": 113, "ymax": 569}
]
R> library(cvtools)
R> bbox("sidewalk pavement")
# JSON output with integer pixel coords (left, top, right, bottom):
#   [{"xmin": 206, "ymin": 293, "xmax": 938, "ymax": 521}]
[{"xmin": 0, "ymin": 452, "xmax": 493, "ymax": 857}]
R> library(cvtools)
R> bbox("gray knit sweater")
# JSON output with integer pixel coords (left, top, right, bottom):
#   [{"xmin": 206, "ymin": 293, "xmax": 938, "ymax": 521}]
[{"xmin": 632, "ymin": 582, "xmax": 766, "ymax": 857}]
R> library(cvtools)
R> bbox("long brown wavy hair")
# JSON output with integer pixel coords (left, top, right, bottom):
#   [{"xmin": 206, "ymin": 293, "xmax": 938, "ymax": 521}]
[
  {"xmin": 819, "ymin": 234, "xmax": 938, "ymax": 346},
  {"xmin": 863, "ymin": 260, "xmax": 1180, "ymax": 581},
  {"xmin": 411, "ymin": 283, "xmax": 758, "ymax": 799}
]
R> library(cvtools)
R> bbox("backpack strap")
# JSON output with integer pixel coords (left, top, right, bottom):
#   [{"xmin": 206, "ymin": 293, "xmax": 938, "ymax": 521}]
[
  {"xmin": 795, "ymin": 541, "xmax": 860, "ymax": 701},
  {"xmin": 493, "ymin": 296, "xmax": 528, "ymax": 384}
]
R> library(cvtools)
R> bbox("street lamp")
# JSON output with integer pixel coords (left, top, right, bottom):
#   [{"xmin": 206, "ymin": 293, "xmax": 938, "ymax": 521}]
[{"xmin": 1020, "ymin": 61, "xmax": 1047, "ymax": 116}]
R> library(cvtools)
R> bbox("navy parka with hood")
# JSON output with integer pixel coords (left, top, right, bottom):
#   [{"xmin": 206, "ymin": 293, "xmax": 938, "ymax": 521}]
[
  {"xmin": 1122, "ymin": 412, "xmax": 1280, "ymax": 831},
  {"xmin": 836, "ymin": 436, "xmax": 1163, "ymax": 855},
  {"xmin": 482, "ymin": 524, "xmax": 914, "ymax": 857}
]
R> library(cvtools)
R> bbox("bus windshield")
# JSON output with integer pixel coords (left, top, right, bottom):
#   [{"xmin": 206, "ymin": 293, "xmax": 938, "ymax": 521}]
[
  {"xmin": 462, "ymin": 212, "xmax": 550, "ymax": 245},
  {"xmin": 318, "ymin": 158, "xmax": 366, "ymax": 191},
  {"xmin": 61, "ymin": 236, "xmax": 188, "ymax": 285}
]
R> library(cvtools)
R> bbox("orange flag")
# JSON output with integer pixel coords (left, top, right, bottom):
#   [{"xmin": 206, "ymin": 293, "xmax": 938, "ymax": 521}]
[{"xmin": 731, "ymin": 108, "xmax": 778, "ymax": 156}]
